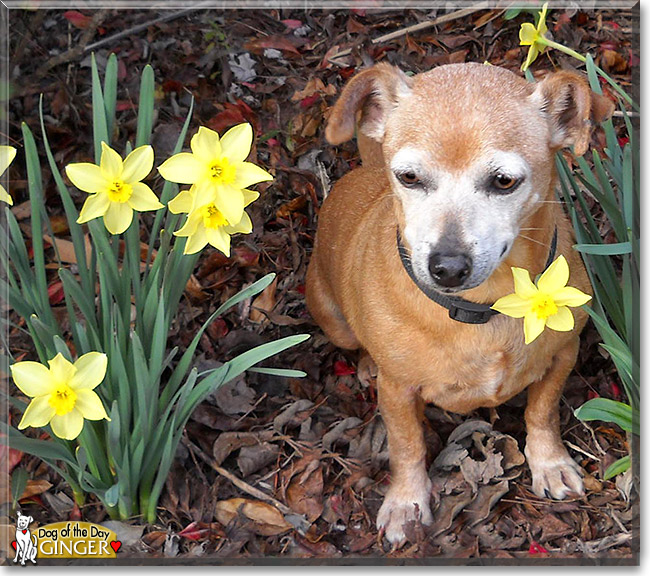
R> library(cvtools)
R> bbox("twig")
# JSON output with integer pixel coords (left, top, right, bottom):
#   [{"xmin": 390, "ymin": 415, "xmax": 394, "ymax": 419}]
[
  {"xmin": 182, "ymin": 437, "xmax": 294, "ymax": 516},
  {"xmin": 83, "ymin": 8, "xmax": 203, "ymax": 53},
  {"xmin": 28, "ymin": 11, "xmax": 108, "ymax": 84},
  {"xmin": 565, "ymin": 440, "xmax": 601, "ymax": 463},
  {"xmin": 371, "ymin": 2, "xmax": 491, "ymax": 45}
]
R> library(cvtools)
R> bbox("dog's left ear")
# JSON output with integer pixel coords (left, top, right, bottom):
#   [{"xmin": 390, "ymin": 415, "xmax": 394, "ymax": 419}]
[
  {"xmin": 27, "ymin": 516, "xmax": 33, "ymax": 523},
  {"xmin": 532, "ymin": 70, "xmax": 615, "ymax": 156}
]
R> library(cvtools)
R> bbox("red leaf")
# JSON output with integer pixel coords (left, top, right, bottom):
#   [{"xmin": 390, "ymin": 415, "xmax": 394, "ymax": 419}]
[
  {"xmin": 300, "ymin": 93, "xmax": 321, "ymax": 109},
  {"xmin": 587, "ymin": 390, "xmax": 599, "ymax": 401},
  {"xmin": 179, "ymin": 521, "xmax": 208, "ymax": 541},
  {"xmin": 64, "ymin": 10, "xmax": 93, "ymax": 29},
  {"xmin": 334, "ymin": 360, "xmax": 356, "ymax": 376},
  {"xmin": 609, "ymin": 381, "xmax": 621, "ymax": 400},
  {"xmin": 529, "ymin": 541, "xmax": 548, "ymax": 554},
  {"xmin": 163, "ymin": 80, "xmax": 183, "ymax": 93},
  {"xmin": 69, "ymin": 502, "xmax": 82, "ymax": 521},
  {"xmin": 115, "ymin": 101, "xmax": 132, "ymax": 112},
  {"xmin": 48, "ymin": 281, "xmax": 65, "ymax": 305},
  {"xmin": 206, "ymin": 100, "xmax": 258, "ymax": 135},
  {"xmin": 244, "ymin": 35, "xmax": 301, "ymax": 56},
  {"xmin": 281, "ymin": 19, "xmax": 303, "ymax": 30}
]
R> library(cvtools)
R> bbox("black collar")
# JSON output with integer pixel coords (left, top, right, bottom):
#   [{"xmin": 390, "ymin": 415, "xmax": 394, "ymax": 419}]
[{"xmin": 396, "ymin": 227, "xmax": 558, "ymax": 325}]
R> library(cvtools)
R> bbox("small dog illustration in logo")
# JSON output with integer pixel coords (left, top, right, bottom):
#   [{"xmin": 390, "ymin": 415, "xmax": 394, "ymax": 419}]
[{"xmin": 13, "ymin": 511, "xmax": 37, "ymax": 565}]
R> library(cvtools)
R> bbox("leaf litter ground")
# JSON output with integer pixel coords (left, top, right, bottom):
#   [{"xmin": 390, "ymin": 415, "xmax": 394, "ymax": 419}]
[{"xmin": 4, "ymin": 6, "xmax": 639, "ymax": 562}]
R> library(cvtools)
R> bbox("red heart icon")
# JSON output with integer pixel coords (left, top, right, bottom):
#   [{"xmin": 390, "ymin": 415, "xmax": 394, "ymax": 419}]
[
  {"xmin": 11, "ymin": 541, "xmax": 17, "ymax": 550},
  {"xmin": 22, "ymin": 529, "xmax": 27, "ymax": 534},
  {"xmin": 110, "ymin": 541, "xmax": 121, "ymax": 553}
]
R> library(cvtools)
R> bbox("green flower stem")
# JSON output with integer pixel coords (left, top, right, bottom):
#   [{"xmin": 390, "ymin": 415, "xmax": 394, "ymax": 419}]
[{"xmin": 537, "ymin": 37, "xmax": 639, "ymax": 112}]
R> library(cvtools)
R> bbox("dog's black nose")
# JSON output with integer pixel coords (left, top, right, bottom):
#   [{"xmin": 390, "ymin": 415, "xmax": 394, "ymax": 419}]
[{"xmin": 429, "ymin": 252, "xmax": 472, "ymax": 288}]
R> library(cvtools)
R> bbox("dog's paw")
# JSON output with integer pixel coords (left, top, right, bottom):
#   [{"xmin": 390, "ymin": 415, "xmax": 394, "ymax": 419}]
[
  {"xmin": 527, "ymin": 450, "xmax": 584, "ymax": 500},
  {"xmin": 376, "ymin": 483, "xmax": 433, "ymax": 545}
]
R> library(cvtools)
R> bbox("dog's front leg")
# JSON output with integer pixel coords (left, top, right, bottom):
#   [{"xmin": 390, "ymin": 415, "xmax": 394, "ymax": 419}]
[
  {"xmin": 525, "ymin": 338, "xmax": 585, "ymax": 499},
  {"xmin": 376, "ymin": 370, "xmax": 433, "ymax": 545}
]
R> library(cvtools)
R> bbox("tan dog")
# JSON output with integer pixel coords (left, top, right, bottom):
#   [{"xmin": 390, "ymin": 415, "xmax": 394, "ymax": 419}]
[{"xmin": 306, "ymin": 62, "xmax": 613, "ymax": 545}]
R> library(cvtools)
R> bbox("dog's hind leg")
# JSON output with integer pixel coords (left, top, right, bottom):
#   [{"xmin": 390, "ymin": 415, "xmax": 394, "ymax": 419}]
[
  {"xmin": 305, "ymin": 259, "xmax": 360, "ymax": 350},
  {"xmin": 524, "ymin": 337, "xmax": 585, "ymax": 499}
]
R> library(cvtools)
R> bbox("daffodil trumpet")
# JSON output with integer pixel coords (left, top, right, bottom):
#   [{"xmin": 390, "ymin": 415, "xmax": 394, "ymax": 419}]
[{"xmin": 491, "ymin": 255, "xmax": 592, "ymax": 345}]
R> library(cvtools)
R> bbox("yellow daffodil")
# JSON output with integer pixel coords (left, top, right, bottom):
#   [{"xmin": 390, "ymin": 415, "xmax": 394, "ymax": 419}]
[
  {"xmin": 519, "ymin": 2, "xmax": 549, "ymax": 71},
  {"xmin": 491, "ymin": 255, "xmax": 592, "ymax": 344},
  {"xmin": 519, "ymin": 2, "xmax": 588, "ymax": 71},
  {"xmin": 0, "ymin": 145, "xmax": 17, "ymax": 205},
  {"xmin": 11, "ymin": 352, "xmax": 110, "ymax": 441},
  {"xmin": 158, "ymin": 124, "xmax": 272, "ymax": 226},
  {"xmin": 66, "ymin": 142, "xmax": 163, "ymax": 235},
  {"xmin": 172, "ymin": 186, "xmax": 258, "ymax": 255}
]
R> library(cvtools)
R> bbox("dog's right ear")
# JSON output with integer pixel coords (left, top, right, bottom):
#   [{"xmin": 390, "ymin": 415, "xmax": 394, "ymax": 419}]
[{"xmin": 325, "ymin": 63, "xmax": 413, "ymax": 145}]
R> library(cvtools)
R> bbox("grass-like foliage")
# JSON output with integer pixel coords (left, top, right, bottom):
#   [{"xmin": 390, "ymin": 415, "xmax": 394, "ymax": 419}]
[{"xmin": 1, "ymin": 54, "xmax": 308, "ymax": 522}]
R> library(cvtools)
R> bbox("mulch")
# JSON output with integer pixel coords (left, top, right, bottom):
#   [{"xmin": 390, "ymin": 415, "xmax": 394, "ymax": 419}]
[{"xmin": 4, "ymin": 5, "xmax": 639, "ymax": 563}]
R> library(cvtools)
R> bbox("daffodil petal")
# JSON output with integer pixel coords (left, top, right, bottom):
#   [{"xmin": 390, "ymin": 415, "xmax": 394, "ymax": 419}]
[
  {"xmin": 545, "ymin": 306, "xmax": 575, "ymax": 332},
  {"xmin": 491, "ymin": 293, "xmax": 531, "ymax": 318},
  {"xmin": 0, "ymin": 145, "xmax": 17, "ymax": 175},
  {"xmin": 524, "ymin": 313, "xmax": 546, "ymax": 344},
  {"xmin": 168, "ymin": 189, "xmax": 194, "ymax": 214},
  {"xmin": 11, "ymin": 361, "xmax": 52, "ymax": 397},
  {"xmin": 183, "ymin": 226, "xmax": 209, "ymax": 254},
  {"xmin": 512, "ymin": 267, "xmax": 537, "ymax": 299},
  {"xmin": 50, "ymin": 410, "xmax": 84, "ymax": 440},
  {"xmin": 191, "ymin": 126, "xmax": 221, "ymax": 163},
  {"xmin": 207, "ymin": 227, "xmax": 232, "ymax": 256},
  {"xmin": 103, "ymin": 202, "xmax": 133, "ymax": 235},
  {"xmin": 522, "ymin": 45, "xmax": 539, "ymax": 71},
  {"xmin": 158, "ymin": 153, "xmax": 203, "ymax": 184},
  {"xmin": 519, "ymin": 22, "xmax": 538, "ymax": 45},
  {"xmin": 0, "ymin": 184, "xmax": 13, "ymax": 205},
  {"xmin": 220, "ymin": 123, "xmax": 253, "ymax": 163},
  {"xmin": 48, "ymin": 353, "xmax": 77, "ymax": 386},
  {"xmin": 192, "ymin": 180, "xmax": 218, "ymax": 207},
  {"xmin": 18, "ymin": 396, "xmax": 56, "ymax": 430},
  {"xmin": 69, "ymin": 352, "xmax": 107, "ymax": 391},
  {"xmin": 225, "ymin": 211, "xmax": 252, "ymax": 235},
  {"xmin": 538, "ymin": 3, "xmax": 549, "ymax": 36},
  {"xmin": 77, "ymin": 193, "xmax": 110, "ymax": 223},
  {"xmin": 552, "ymin": 286, "xmax": 592, "ymax": 307},
  {"xmin": 242, "ymin": 189, "xmax": 260, "ymax": 207},
  {"xmin": 214, "ymin": 185, "xmax": 245, "ymax": 225},
  {"xmin": 74, "ymin": 389, "xmax": 109, "ymax": 420},
  {"xmin": 537, "ymin": 255, "xmax": 569, "ymax": 293},
  {"xmin": 175, "ymin": 209, "xmax": 202, "ymax": 237},
  {"xmin": 233, "ymin": 162, "xmax": 273, "ymax": 189},
  {"xmin": 128, "ymin": 182, "xmax": 164, "ymax": 212},
  {"xmin": 122, "ymin": 145, "xmax": 154, "ymax": 183},
  {"xmin": 66, "ymin": 163, "xmax": 109, "ymax": 193},
  {"xmin": 100, "ymin": 142, "xmax": 123, "ymax": 180}
]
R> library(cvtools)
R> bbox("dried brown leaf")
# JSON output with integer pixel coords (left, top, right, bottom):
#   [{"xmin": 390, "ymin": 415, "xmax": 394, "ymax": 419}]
[{"xmin": 214, "ymin": 498, "xmax": 292, "ymax": 536}]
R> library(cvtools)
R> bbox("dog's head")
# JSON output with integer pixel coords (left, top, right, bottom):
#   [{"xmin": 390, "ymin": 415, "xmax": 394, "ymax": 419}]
[
  {"xmin": 326, "ymin": 62, "xmax": 613, "ymax": 293},
  {"xmin": 16, "ymin": 511, "xmax": 33, "ymax": 530}
]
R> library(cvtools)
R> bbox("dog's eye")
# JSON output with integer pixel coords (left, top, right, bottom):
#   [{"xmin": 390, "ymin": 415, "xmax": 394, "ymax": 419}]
[
  {"xmin": 396, "ymin": 170, "xmax": 421, "ymax": 187},
  {"xmin": 492, "ymin": 173, "xmax": 519, "ymax": 191}
]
